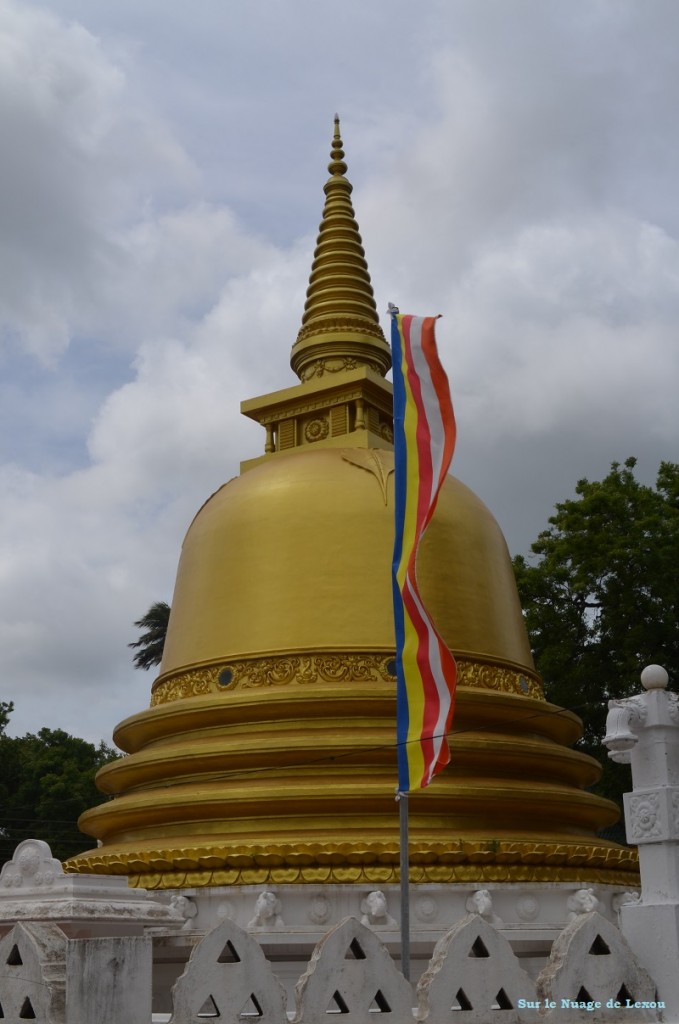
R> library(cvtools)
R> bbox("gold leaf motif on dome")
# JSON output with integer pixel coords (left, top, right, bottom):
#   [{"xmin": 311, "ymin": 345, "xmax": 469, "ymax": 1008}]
[
  {"xmin": 341, "ymin": 449, "xmax": 394, "ymax": 505},
  {"xmin": 66, "ymin": 837, "xmax": 639, "ymax": 890}
]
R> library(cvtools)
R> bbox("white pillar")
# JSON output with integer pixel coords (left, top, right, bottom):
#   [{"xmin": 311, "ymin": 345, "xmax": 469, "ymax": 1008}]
[{"xmin": 603, "ymin": 664, "xmax": 679, "ymax": 1014}]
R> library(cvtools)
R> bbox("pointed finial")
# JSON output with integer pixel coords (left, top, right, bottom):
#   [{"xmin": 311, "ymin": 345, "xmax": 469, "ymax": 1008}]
[
  {"xmin": 328, "ymin": 114, "xmax": 347, "ymax": 177},
  {"xmin": 290, "ymin": 117, "xmax": 391, "ymax": 382}
]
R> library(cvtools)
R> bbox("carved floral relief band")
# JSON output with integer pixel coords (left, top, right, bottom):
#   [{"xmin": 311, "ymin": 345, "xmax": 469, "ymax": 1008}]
[{"xmin": 150, "ymin": 655, "xmax": 544, "ymax": 706}]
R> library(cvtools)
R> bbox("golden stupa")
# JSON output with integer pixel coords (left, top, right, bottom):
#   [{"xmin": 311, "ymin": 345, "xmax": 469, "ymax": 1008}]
[{"xmin": 69, "ymin": 118, "xmax": 637, "ymax": 891}]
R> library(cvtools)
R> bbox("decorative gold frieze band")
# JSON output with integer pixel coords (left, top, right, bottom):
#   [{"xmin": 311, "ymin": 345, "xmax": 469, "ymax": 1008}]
[
  {"xmin": 151, "ymin": 654, "xmax": 395, "ymax": 705},
  {"xmin": 295, "ymin": 318, "xmax": 387, "ymax": 349},
  {"xmin": 66, "ymin": 838, "xmax": 638, "ymax": 890},
  {"xmin": 460, "ymin": 660, "xmax": 544, "ymax": 701},
  {"xmin": 299, "ymin": 356, "xmax": 385, "ymax": 381},
  {"xmin": 150, "ymin": 654, "xmax": 543, "ymax": 706}
]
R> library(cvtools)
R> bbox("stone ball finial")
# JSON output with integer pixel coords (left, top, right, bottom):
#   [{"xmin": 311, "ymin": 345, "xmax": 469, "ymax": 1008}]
[{"xmin": 640, "ymin": 665, "xmax": 669, "ymax": 690}]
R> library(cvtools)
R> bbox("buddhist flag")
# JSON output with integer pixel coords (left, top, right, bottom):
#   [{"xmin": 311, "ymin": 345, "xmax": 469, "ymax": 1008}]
[{"xmin": 390, "ymin": 311, "xmax": 457, "ymax": 791}]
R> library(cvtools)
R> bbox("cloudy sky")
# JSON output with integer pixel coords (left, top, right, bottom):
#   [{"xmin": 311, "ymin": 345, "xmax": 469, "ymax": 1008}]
[{"xmin": 1, "ymin": 0, "xmax": 677, "ymax": 743}]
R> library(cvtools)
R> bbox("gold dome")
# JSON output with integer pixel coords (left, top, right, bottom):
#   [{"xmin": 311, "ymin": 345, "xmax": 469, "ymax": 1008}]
[
  {"xmin": 159, "ymin": 449, "xmax": 533, "ymax": 674},
  {"xmin": 67, "ymin": 119, "xmax": 636, "ymax": 889}
]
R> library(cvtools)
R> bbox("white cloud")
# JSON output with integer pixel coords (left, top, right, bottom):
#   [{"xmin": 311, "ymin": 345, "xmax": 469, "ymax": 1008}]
[{"xmin": 0, "ymin": 0, "xmax": 197, "ymax": 364}]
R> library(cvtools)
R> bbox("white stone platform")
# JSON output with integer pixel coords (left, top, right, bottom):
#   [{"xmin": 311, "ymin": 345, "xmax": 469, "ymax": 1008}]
[{"xmin": 0, "ymin": 839, "xmax": 184, "ymax": 939}]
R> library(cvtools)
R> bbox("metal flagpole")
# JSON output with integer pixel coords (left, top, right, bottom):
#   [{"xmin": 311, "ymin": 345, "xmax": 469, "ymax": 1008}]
[
  {"xmin": 389, "ymin": 306, "xmax": 456, "ymax": 986},
  {"xmin": 398, "ymin": 791, "xmax": 410, "ymax": 981}
]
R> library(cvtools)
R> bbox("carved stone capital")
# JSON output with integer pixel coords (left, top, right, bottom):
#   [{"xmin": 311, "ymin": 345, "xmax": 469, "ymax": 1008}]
[
  {"xmin": 607, "ymin": 694, "xmax": 648, "ymax": 723},
  {"xmin": 603, "ymin": 695, "xmax": 648, "ymax": 760}
]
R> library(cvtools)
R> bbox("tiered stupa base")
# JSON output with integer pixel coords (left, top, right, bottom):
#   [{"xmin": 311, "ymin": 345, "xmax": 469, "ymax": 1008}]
[{"xmin": 68, "ymin": 683, "xmax": 637, "ymax": 891}]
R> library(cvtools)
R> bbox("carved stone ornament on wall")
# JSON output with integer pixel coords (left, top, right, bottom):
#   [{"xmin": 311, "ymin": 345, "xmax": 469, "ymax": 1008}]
[
  {"xmin": 0, "ymin": 839, "xmax": 63, "ymax": 890},
  {"xmin": 516, "ymin": 895, "xmax": 540, "ymax": 921},
  {"xmin": 611, "ymin": 891, "xmax": 641, "ymax": 915},
  {"xmin": 151, "ymin": 654, "xmax": 544, "ymax": 706},
  {"xmin": 415, "ymin": 896, "xmax": 439, "ymax": 922},
  {"xmin": 624, "ymin": 786, "xmax": 679, "ymax": 844},
  {"xmin": 666, "ymin": 691, "xmax": 679, "ymax": 724},
  {"xmin": 307, "ymin": 894, "xmax": 331, "ymax": 925},
  {"xmin": 672, "ymin": 789, "xmax": 679, "ymax": 832},
  {"xmin": 566, "ymin": 888, "xmax": 600, "ymax": 921},
  {"xmin": 628, "ymin": 792, "xmax": 663, "ymax": 841}
]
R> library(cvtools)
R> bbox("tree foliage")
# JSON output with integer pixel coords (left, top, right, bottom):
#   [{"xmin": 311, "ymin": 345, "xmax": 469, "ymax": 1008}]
[
  {"xmin": 129, "ymin": 600, "xmax": 171, "ymax": 670},
  {"xmin": 0, "ymin": 701, "xmax": 13, "ymax": 736},
  {"xmin": 513, "ymin": 458, "xmax": 679, "ymax": 806},
  {"xmin": 0, "ymin": 708, "xmax": 118, "ymax": 865}
]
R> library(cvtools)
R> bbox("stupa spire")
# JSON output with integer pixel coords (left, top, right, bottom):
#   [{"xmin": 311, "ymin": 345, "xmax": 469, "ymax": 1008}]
[{"xmin": 290, "ymin": 116, "xmax": 391, "ymax": 381}]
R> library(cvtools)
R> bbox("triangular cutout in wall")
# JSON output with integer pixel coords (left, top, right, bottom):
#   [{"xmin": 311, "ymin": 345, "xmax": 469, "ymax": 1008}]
[
  {"xmin": 589, "ymin": 935, "xmax": 611, "ymax": 956},
  {"xmin": 368, "ymin": 990, "xmax": 391, "ymax": 1013},
  {"xmin": 326, "ymin": 990, "xmax": 350, "ymax": 1014},
  {"xmin": 239, "ymin": 993, "xmax": 263, "ymax": 1018},
  {"xmin": 345, "ymin": 938, "xmax": 367, "ymax": 960},
  {"xmin": 217, "ymin": 940, "xmax": 241, "ymax": 964},
  {"xmin": 19, "ymin": 997, "xmax": 36, "ymax": 1020},
  {"xmin": 196, "ymin": 993, "xmax": 220, "ymax": 1018},
  {"xmin": 468, "ymin": 936, "xmax": 490, "ymax": 958},
  {"xmin": 617, "ymin": 984, "xmax": 633, "ymax": 1004},
  {"xmin": 492, "ymin": 988, "xmax": 513, "ymax": 1010},
  {"xmin": 452, "ymin": 988, "xmax": 473, "ymax": 1011},
  {"xmin": 6, "ymin": 945, "xmax": 22, "ymax": 966}
]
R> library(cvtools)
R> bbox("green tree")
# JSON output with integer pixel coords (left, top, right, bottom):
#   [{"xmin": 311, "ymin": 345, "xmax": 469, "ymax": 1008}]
[
  {"xmin": 129, "ymin": 600, "xmax": 171, "ymax": 670},
  {"xmin": 0, "ymin": 701, "xmax": 13, "ymax": 735},
  {"xmin": 0, "ymin": 708, "xmax": 117, "ymax": 865},
  {"xmin": 513, "ymin": 458, "xmax": 679, "ymax": 807}
]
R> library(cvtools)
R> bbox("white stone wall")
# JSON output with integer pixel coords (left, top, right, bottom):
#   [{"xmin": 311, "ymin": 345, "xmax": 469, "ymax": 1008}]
[{"xmin": 0, "ymin": 912, "xmax": 665, "ymax": 1024}]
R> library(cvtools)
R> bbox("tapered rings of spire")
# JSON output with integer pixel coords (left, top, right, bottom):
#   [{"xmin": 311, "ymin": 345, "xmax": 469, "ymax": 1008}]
[{"xmin": 291, "ymin": 118, "xmax": 391, "ymax": 381}]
